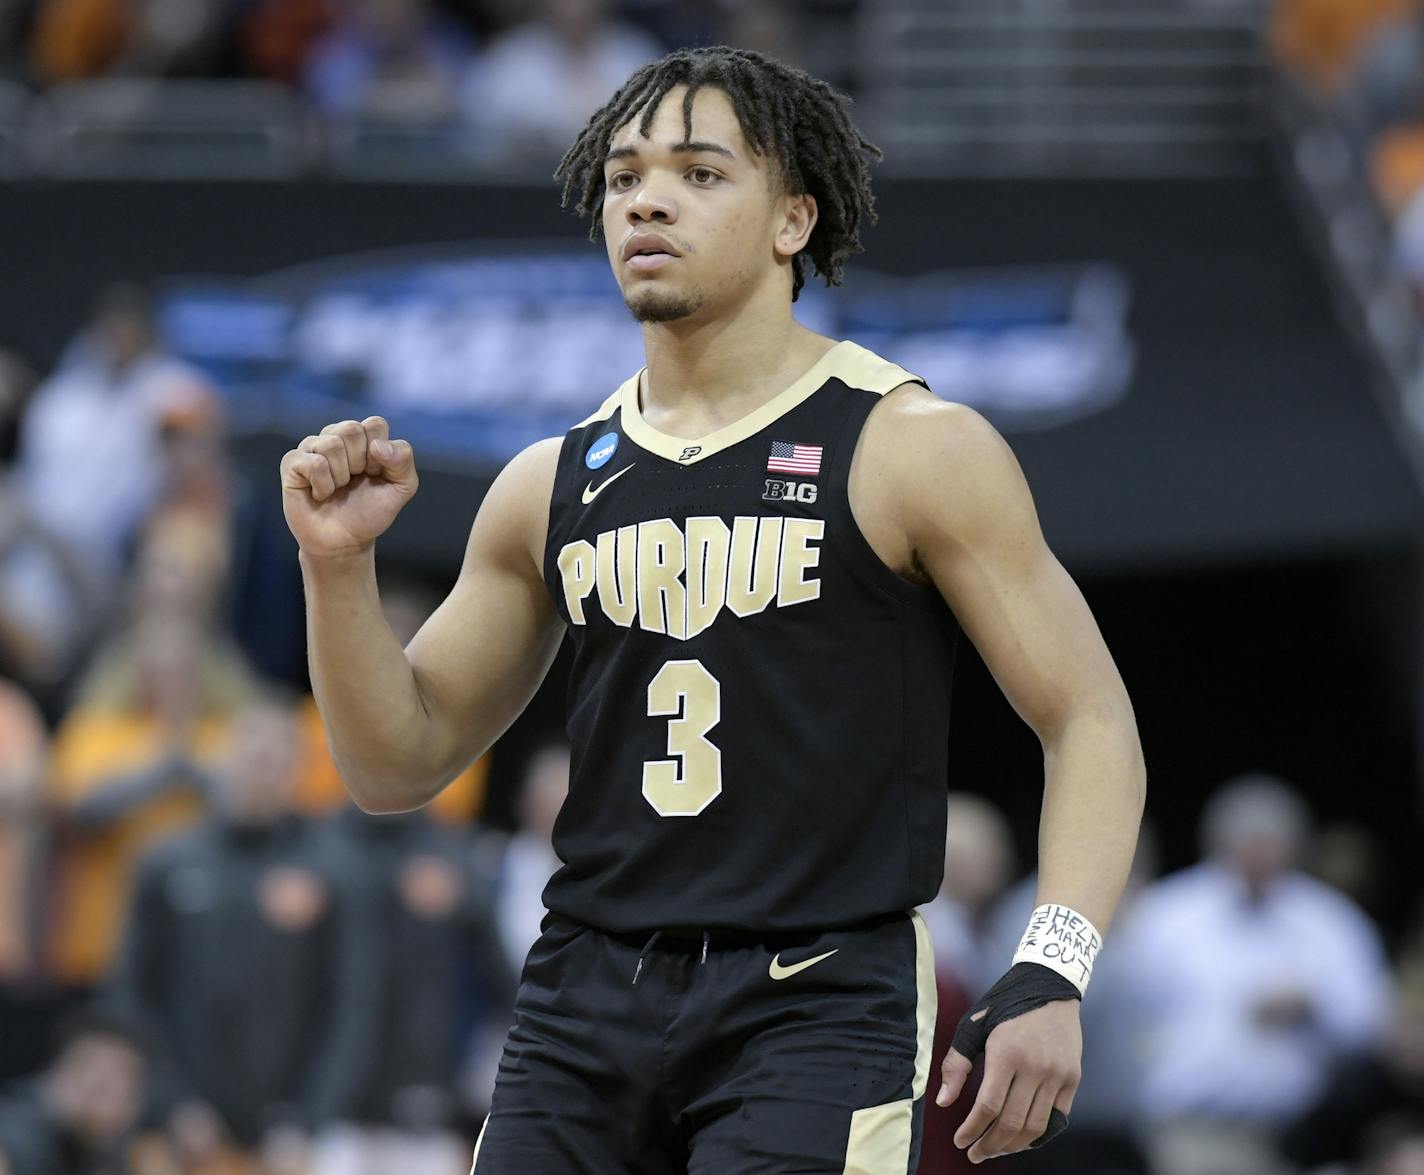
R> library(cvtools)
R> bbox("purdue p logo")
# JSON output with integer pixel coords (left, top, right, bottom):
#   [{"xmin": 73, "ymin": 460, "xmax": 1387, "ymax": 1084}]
[{"xmin": 678, "ymin": 446, "xmax": 702, "ymax": 462}]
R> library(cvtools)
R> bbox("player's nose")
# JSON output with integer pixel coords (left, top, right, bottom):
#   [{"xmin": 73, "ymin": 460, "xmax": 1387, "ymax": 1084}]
[{"xmin": 626, "ymin": 181, "xmax": 676, "ymax": 225}]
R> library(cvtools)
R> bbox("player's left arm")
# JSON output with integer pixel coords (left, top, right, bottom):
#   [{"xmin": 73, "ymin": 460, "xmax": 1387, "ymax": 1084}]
[{"xmin": 854, "ymin": 386, "xmax": 1146, "ymax": 1163}]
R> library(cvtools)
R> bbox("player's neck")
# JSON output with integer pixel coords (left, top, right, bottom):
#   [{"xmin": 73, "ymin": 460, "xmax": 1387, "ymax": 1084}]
[{"xmin": 638, "ymin": 311, "xmax": 833, "ymax": 439}]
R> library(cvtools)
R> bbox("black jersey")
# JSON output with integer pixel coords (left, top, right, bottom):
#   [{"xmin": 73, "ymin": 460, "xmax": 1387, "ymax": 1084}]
[{"xmin": 541, "ymin": 340, "xmax": 960, "ymax": 934}]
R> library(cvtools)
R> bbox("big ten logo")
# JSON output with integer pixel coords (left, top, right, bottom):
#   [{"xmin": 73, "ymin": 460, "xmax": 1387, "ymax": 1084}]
[{"xmin": 763, "ymin": 479, "xmax": 818, "ymax": 504}]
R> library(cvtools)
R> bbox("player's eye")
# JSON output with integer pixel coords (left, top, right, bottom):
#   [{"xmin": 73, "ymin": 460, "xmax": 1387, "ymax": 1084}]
[
  {"xmin": 688, "ymin": 167, "xmax": 719, "ymax": 185},
  {"xmin": 608, "ymin": 172, "xmax": 637, "ymax": 190}
]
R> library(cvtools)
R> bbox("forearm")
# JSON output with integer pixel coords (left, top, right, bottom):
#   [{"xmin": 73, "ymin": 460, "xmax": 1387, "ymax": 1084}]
[
  {"xmin": 301, "ymin": 548, "xmax": 447, "ymax": 810},
  {"xmin": 1034, "ymin": 695, "xmax": 1145, "ymax": 937}
]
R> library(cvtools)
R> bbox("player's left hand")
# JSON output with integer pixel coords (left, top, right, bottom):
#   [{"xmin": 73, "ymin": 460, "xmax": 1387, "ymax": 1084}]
[{"xmin": 937, "ymin": 997, "xmax": 1082, "ymax": 1163}]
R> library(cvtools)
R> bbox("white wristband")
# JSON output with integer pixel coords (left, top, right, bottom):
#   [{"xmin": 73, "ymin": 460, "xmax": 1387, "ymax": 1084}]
[{"xmin": 1011, "ymin": 903, "xmax": 1103, "ymax": 997}]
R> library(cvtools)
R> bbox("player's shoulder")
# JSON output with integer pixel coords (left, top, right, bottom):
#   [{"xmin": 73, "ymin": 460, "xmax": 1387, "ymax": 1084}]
[
  {"xmin": 859, "ymin": 377, "xmax": 1021, "ymax": 521},
  {"xmin": 868, "ymin": 381, "xmax": 1003, "ymax": 460},
  {"xmin": 490, "ymin": 435, "xmax": 564, "ymax": 503}
]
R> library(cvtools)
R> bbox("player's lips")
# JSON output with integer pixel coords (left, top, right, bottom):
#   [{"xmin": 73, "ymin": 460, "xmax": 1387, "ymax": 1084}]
[{"xmin": 622, "ymin": 233, "xmax": 681, "ymax": 272}]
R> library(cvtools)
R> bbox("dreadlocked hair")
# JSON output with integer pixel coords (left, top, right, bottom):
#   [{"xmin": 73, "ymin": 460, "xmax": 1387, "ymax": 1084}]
[{"xmin": 553, "ymin": 45, "xmax": 882, "ymax": 302}]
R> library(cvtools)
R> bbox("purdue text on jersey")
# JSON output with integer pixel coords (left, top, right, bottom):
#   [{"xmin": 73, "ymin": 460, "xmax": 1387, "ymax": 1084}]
[{"xmin": 558, "ymin": 516, "xmax": 823, "ymax": 638}]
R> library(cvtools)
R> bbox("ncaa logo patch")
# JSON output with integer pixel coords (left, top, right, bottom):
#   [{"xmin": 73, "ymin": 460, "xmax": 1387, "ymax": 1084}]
[{"xmin": 586, "ymin": 433, "xmax": 619, "ymax": 469}]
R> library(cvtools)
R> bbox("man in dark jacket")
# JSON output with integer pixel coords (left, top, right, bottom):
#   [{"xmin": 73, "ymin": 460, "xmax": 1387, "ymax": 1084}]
[
  {"xmin": 112, "ymin": 695, "xmax": 381, "ymax": 1170},
  {"xmin": 310, "ymin": 804, "xmax": 516, "ymax": 1174}
]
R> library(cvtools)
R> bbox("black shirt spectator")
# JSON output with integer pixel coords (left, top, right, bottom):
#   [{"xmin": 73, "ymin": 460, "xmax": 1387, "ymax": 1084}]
[{"xmin": 323, "ymin": 804, "xmax": 515, "ymax": 1131}]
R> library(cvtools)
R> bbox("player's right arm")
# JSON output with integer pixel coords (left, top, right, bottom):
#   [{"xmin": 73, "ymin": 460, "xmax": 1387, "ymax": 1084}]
[{"xmin": 281, "ymin": 417, "xmax": 564, "ymax": 814}]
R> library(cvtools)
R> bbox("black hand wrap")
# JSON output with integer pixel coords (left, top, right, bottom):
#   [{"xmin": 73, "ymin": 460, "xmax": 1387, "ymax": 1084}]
[{"xmin": 950, "ymin": 962, "xmax": 1081, "ymax": 1150}]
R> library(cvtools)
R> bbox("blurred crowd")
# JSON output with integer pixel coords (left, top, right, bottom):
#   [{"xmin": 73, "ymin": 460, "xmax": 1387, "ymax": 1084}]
[
  {"xmin": 0, "ymin": 0, "xmax": 809, "ymax": 166},
  {"xmin": 0, "ymin": 283, "xmax": 571, "ymax": 1173},
  {"xmin": 920, "ymin": 778, "xmax": 1414, "ymax": 1175},
  {"xmin": 0, "ymin": 283, "xmax": 1413, "ymax": 1175},
  {"xmin": 1274, "ymin": 0, "xmax": 1424, "ymax": 296}
]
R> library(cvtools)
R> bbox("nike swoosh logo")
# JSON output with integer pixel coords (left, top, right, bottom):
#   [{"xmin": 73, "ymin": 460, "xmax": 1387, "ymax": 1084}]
[
  {"xmin": 582, "ymin": 464, "xmax": 635, "ymax": 504},
  {"xmin": 768, "ymin": 948, "xmax": 839, "ymax": 981}
]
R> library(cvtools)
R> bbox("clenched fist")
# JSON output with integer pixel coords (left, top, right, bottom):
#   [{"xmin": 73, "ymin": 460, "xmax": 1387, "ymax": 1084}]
[{"xmin": 280, "ymin": 416, "xmax": 418, "ymax": 559}]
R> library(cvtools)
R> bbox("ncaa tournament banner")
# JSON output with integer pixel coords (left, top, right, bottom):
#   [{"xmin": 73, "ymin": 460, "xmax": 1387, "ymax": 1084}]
[{"xmin": 158, "ymin": 240, "xmax": 1136, "ymax": 471}]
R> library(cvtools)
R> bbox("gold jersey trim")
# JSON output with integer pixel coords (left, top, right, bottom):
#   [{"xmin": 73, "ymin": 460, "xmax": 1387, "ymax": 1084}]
[{"xmin": 612, "ymin": 339, "xmax": 923, "ymax": 466}]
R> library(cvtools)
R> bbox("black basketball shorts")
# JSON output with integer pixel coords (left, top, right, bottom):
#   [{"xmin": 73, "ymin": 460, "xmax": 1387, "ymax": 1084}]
[{"xmin": 469, "ymin": 909, "xmax": 936, "ymax": 1175}]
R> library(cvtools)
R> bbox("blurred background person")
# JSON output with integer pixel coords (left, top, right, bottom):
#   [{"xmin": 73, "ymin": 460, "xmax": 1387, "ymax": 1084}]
[
  {"xmin": 461, "ymin": 0, "xmax": 661, "ymax": 162},
  {"xmin": 14, "ymin": 283, "xmax": 219, "ymax": 599},
  {"xmin": 27, "ymin": 0, "xmax": 236, "ymax": 82},
  {"xmin": 40, "ymin": 552, "xmax": 257, "ymax": 994},
  {"xmin": 1117, "ymin": 773, "xmax": 1391, "ymax": 1175},
  {"xmin": 302, "ymin": 0, "xmax": 472, "ymax": 125},
  {"xmin": 112, "ymin": 694, "xmax": 380, "ymax": 1172},
  {"xmin": 918, "ymin": 792, "xmax": 1018, "ymax": 998},
  {"xmin": 491, "ymin": 741, "xmax": 569, "ymax": 975},
  {"xmin": 0, "ymin": 1008, "xmax": 158, "ymax": 1175},
  {"xmin": 309, "ymin": 798, "xmax": 514, "ymax": 1175},
  {"xmin": 916, "ymin": 794, "xmax": 1018, "ymax": 1175},
  {"xmin": 1280, "ymin": 920, "xmax": 1424, "ymax": 1168}
]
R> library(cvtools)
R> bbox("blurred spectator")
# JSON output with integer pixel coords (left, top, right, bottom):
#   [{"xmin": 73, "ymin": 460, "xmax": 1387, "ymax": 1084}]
[
  {"xmin": 0, "ymin": 482, "xmax": 102, "ymax": 700},
  {"xmin": 238, "ymin": 0, "xmax": 332, "ymax": 85},
  {"xmin": 298, "ymin": 576, "xmax": 489, "ymax": 822},
  {"xmin": 493, "ymin": 741, "xmax": 568, "ymax": 974},
  {"xmin": 983, "ymin": 825, "xmax": 1162, "ymax": 1175},
  {"xmin": 16, "ymin": 283, "xmax": 220, "ymax": 592},
  {"xmin": 309, "ymin": 804, "xmax": 514, "ymax": 1175},
  {"xmin": 42, "ymin": 593, "xmax": 257, "ymax": 988},
  {"xmin": 1343, "ymin": 7, "xmax": 1424, "ymax": 144},
  {"xmin": 0, "ymin": 1007, "xmax": 158, "ymax": 1175},
  {"xmin": 0, "ymin": 345, "xmax": 93, "ymax": 698},
  {"xmin": 1281, "ymin": 974, "xmax": 1424, "ymax": 1167},
  {"xmin": 1116, "ymin": 773, "xmax": 1391, "ymax": 1175},
  {"xmin": 720, "ymin": 0, "xmax": 797, "ymax": 64},
  {"xmin": 917, "ymin": 793, "xmax": 1018, "ymax": 1175},
  {"xmin": 28, "ymin": 0, "xmax": 236, "ymax": 82},
  {"xmin": 114, "ymin": 695, "xmax": 380, "ymax": 1169},
  {"xmin": 1271, "ymin": 0, "xmax": 1417, "ymax": 94},
  {"xmin": 461, "ymin": 0, "xmax": 661, "ymax": 162},
  {"xmin": 917, "ymin": 792, "xmax": 1017, "ymax": 997},
  {"xmin": 302, "ymin": 0, "xmax": 472, "ymax": 123}
]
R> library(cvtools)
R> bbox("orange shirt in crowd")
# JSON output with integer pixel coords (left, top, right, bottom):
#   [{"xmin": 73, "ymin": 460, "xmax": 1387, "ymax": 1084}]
[
  {"xmin": 1272, "ymin": 0, "xmax": 1420, "ymax": 91},
  {"xmin": 42, "ymin": 711, "xmax": 230, "ymax": 985}
]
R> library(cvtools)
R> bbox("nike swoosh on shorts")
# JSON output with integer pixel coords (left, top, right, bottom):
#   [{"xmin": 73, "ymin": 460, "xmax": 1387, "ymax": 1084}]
[{"xmin": 768, "ymin": 948, "xmax": 839, "ymax": 980}]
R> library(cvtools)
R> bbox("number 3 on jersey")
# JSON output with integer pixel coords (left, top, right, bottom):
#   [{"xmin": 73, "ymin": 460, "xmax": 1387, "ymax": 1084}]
[{"xmin": 643, "ymin": 659, "xmax": 722, "ymax": 816}]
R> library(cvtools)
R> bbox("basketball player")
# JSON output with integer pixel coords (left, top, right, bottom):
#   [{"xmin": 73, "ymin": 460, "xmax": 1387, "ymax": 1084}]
[{"xmin": 281, "ymin": 47, "xmax": 1145, "ymax": 1173}]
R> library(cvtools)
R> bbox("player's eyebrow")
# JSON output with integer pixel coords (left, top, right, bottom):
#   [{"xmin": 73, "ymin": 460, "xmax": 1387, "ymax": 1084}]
[{"xmin": 604, "ymin": 140, "xmax": 736, "ymax": 165}]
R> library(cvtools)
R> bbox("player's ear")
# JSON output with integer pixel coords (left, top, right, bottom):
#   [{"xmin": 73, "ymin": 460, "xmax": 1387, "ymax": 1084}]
[{"xmin": 775, "ymin": 192, "xmax": 817, "ymax": 259}]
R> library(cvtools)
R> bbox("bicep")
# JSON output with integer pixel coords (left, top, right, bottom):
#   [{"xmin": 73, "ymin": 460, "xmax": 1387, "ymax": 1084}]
[
  {"xmin": 905, "ymin": 406, "xmax": 1127, "ymax": 739},
  {"xmin": 404, "ymin": 441, "xmax": 566, "ymax": 775}
]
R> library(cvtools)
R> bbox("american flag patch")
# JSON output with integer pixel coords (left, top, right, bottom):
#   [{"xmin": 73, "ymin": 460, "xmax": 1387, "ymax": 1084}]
[{"xmin": 767, "ymin": 441, "xmax": 822, "ymax": 476}]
